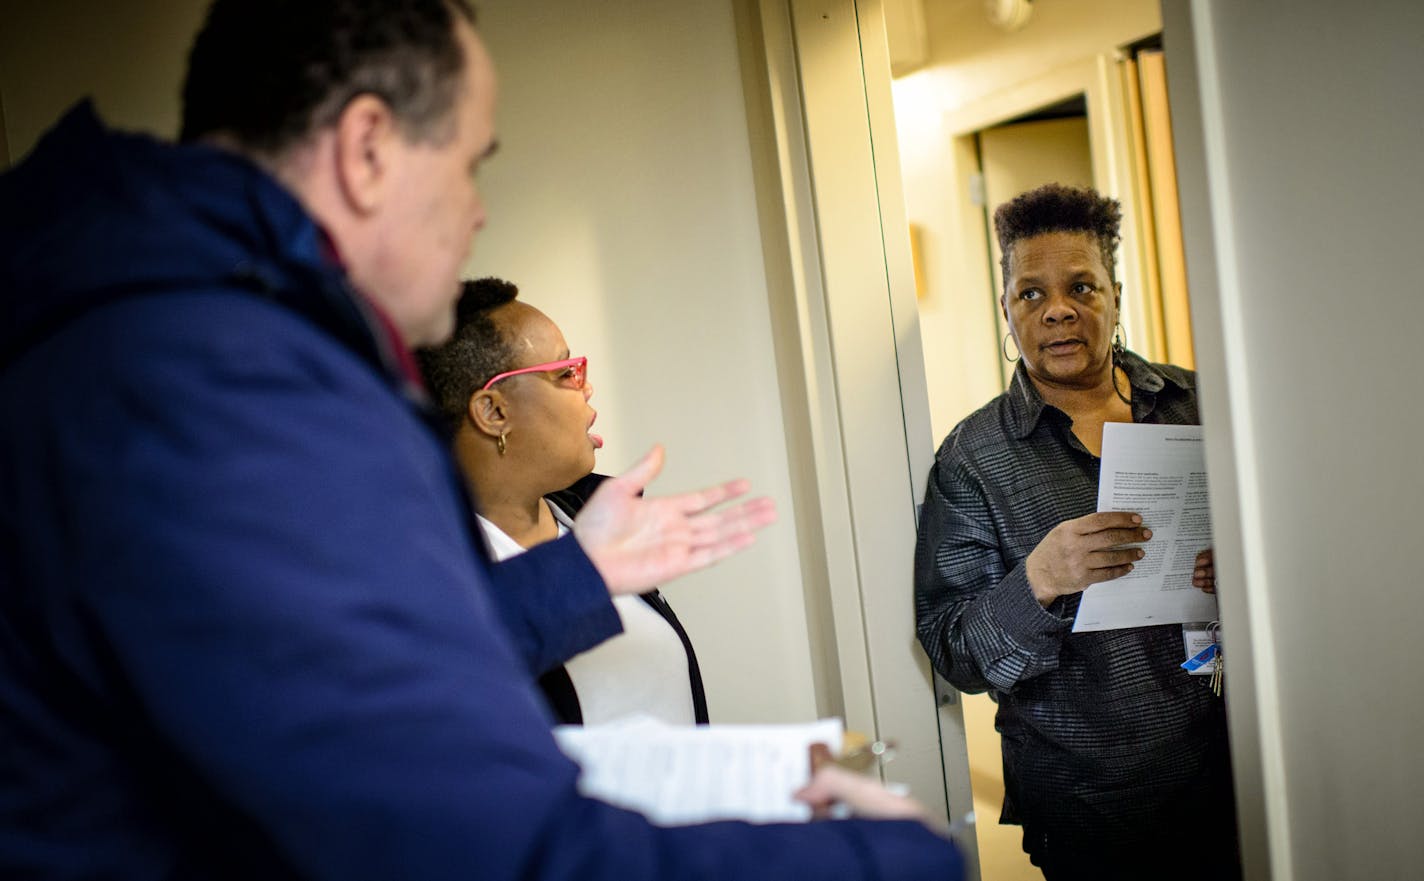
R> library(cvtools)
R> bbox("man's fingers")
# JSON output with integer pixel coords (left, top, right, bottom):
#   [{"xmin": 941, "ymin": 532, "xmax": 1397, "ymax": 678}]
[
  {"xmin": 792, "ymin": 766, "xmax": 841, "ymax": 813},
  {"xmin": 1193, "ymin": 548, "xmax": 1216, "ymax": 592},
  {"xmin": 1073, "ymin": 511, "xmax": 1143, "ymax": 534},
  {"xmin": 793, "ymin": 765, "xmax": 928, "ymax": 822},
  {"xmin": 1088, "ymin": 546, "xmax": 1144, "ymax": 569},
  {"xmin": 1085, "ymin": 526, "xmax": 1152, "ymax": 549},
  {"xmin": 1085, "ymin": 563, "xmax": 1136, "ymax": 585},
  {"xmin": 1193, "ymin": 552, "xmax": 1216, "ymax": 593}
]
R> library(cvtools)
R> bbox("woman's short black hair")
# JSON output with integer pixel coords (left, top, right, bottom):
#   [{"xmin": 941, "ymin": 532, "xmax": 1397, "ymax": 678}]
[
  {"xmin": 993, "ymin": 183, "xmax": 1123, "ymax": 289},
  {"xmin": 416, "ymin": 277, "xmax": 520, "ymax": 438},
  {"xmin": 180, "ymin": 0, "xmax": 477, "ymax": 154}
]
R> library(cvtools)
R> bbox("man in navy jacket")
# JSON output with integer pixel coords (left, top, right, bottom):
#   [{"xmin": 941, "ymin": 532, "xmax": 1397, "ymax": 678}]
[{"xmin": 0, "ymin": 1, "xmax": 962, "ymax": 879}]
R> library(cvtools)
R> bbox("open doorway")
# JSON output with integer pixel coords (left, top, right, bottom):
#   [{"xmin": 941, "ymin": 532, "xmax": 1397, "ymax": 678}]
[{"xmin": 889, "ymin": 6, "xmax": 1202, "ymax": 879}]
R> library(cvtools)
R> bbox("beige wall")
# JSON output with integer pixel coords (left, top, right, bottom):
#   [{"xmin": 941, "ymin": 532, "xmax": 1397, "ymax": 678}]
[
  {"xmin": 0, "ymin": 0, "xmax": 824, "ymax": 725},
  {"xmin": 891, "ymin": 0, "xmax": 1161, "ymax": 441},
  {"xmin": 0, "ymin": 0, "xmax": 206, "ymax": 158},
  {"xmin": 1167, "ymin": 1, "xmax": 1424, "ymax": 877}
]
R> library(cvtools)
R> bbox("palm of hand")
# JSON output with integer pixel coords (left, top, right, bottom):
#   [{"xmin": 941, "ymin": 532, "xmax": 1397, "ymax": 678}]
[{"xmin": 572, "ymin": 446, "xmax": 776, "ymax": 594}]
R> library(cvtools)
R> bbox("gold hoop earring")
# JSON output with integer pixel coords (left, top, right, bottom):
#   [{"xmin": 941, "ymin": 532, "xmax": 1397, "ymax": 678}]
[
  {"xmin": 497, "ymin": 432, "xmax": 507, "ymax": 457},
  {"xmin": 1001, "ymin": 332, "xmax": 1021, "ymax": 363}
]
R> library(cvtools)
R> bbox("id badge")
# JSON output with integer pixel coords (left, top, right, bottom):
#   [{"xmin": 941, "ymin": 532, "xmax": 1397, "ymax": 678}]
[{"xmin": 1181, "ymin": 622, "xmax": 1219, "ymax": 676}]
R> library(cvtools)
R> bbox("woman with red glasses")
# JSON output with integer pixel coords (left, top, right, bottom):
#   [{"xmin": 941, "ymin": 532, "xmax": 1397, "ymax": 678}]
[{"xmin": 418, "ymin": 277, "xmax": 707, "ymax": 726}]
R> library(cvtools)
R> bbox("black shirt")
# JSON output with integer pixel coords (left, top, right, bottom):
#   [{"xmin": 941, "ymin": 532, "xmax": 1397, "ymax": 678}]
[{"xmin": 914, "ymin": 351, "xmax": 1236, "ymax": 874}]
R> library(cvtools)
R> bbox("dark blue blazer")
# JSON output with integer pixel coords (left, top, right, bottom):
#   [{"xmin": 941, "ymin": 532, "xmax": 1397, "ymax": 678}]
[{"xmin": 0, "ymin": 102, "xmax": 960, "ymax": 881}]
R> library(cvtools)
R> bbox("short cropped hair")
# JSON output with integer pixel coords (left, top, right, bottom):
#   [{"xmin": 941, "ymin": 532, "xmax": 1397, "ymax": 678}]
[
  {"xmin": 994, "ymin": 184, "xmax": 1123, "ymax": 289},
  {"xmin": 417, "ymin": 278, "xmax": 520, "ymax": 438},
  {"xmin": 180, "ymin": 0, "xmax": 476, "ymax": 154}
]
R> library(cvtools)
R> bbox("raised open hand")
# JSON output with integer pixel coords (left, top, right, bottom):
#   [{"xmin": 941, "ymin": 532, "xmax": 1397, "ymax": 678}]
[
  {"xmin": 1024, "ymin": 511, "xmax": 1151, "ymax": 607},
  {"xmin": 572, "ymin": 445, "xmax": 778, "ymax": 595}
]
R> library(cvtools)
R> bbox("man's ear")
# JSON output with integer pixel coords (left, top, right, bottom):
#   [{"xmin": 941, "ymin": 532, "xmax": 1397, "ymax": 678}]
[
  {"xmin": 1114, "ymin": 281, "xmax": 1123, "ymax": 313},
  {"xmin": 467, "ymin": 390, "xmax": 510, "ymax": 440},
  {"xmin": 1000, "ymin": 291, "xmax": 1009, "ymax": 322},
  {"xmin": 332, "ymin": 94, "xmax": 399, "ymax": 215}
]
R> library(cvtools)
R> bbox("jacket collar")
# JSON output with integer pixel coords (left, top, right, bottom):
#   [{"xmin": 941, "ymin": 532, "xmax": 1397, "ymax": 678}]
[{"xmin": 1, "ymin": 101, "xmax": 428, "ymax": 404}]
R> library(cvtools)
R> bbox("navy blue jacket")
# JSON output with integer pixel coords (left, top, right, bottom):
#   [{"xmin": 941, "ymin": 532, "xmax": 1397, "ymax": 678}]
[{"xmin": 0, "ymin": 103, "xmax": 960, "ymax": 881}]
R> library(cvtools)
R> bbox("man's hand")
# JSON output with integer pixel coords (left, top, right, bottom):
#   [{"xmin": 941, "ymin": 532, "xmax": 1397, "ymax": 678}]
[
  {"xmin": 573, "ymin": 445, "xmax": 777, "ymax": 595},
  {"xmin": 1192, "ymin": 547, "xmax": 1216, "ymax": 593},
  {"xmin": 1024, "ymin": 511, "xmax": 1150, "ymax": 607},
  {"xmin": 796, "ymin": 744, "xmax": 930, "ymax": 824}
]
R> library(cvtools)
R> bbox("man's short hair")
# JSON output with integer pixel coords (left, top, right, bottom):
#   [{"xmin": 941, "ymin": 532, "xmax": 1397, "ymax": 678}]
[
  {"xmin": 417, "ymin": 278, "xmax": 520, "ymax": 439},
  {"xmin": 180, "ymin": 0, "xmax": 476, "ymax": 154},
  {"xmin": 993, "ymin": 183, "xmax": 1123, "ymax": 289}
]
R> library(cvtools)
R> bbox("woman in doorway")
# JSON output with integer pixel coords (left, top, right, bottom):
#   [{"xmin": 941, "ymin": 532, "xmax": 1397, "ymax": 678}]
[
  {"xmin": 419, "ymin": 278, "xmax": 707, "ymax": 726},
  {"xmin": 913, "ymin": 185, "xmax": 1234, "ymax": 880}
]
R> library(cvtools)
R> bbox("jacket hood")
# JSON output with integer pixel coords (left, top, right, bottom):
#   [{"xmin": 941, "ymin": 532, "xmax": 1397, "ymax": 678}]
[{"xmin": 0, "ymin": 102, "xmax": 343, "ymax": 364}]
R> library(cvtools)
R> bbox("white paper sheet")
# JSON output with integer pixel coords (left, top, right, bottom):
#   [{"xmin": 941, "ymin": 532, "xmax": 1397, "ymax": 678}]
[
  {"xmin": 1072, "ymin": 422, "xmax": 1219, "ymax": 632},
  {"xmin": 552, "ymin": 715, "xmax": 843, "ymax": 825}
]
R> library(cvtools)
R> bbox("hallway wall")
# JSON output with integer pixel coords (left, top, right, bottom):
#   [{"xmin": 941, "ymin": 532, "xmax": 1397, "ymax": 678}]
[{"xmin": 1167, "ymin": 1, "xmax": 1424, "ymax": 877}]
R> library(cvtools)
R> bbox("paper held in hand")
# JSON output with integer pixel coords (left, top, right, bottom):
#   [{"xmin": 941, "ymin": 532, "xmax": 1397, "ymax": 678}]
[
  {"xmin": 1072, "ymin": 422, "xmax": 1219, "ymax": 632},
  {"xmin": 552, "ymin": 715, "xmax": 843, "ymax": 825}
]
